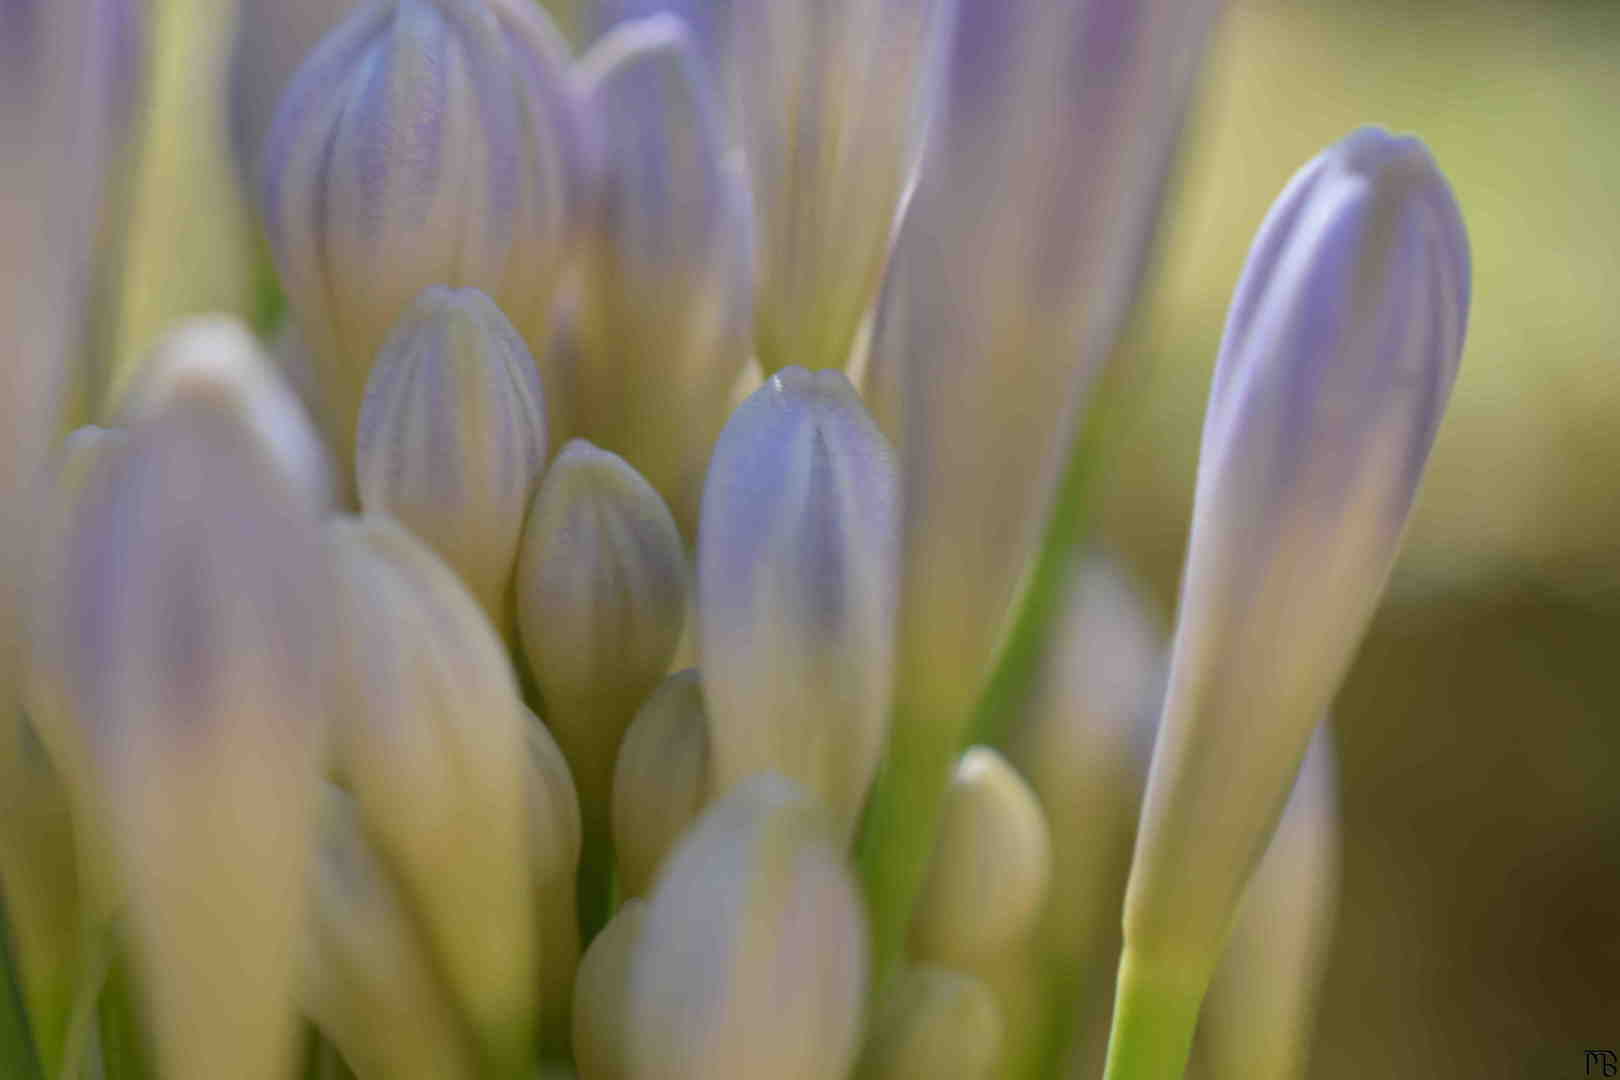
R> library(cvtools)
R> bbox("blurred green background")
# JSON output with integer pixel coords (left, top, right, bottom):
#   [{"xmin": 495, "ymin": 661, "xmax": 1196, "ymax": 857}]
[{"xmin": 1099, "ymin": 1, "xmax": 1620, "ymax": 1075}]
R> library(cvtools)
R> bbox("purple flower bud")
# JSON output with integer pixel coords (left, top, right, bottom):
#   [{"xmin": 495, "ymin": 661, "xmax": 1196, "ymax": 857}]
[{"xmin": 261, "ymin": 0, "xmax": 585, "ymax": 471}]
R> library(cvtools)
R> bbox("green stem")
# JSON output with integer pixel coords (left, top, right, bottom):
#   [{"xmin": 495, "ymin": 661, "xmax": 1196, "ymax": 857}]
[
  {"xmin": 98, "ymin": 954, "xmax": 155, "ymax": 1080},
  {"xmin": 1100, "ymin": 949, "xmax": 1210, "ymax": 1080},
  {"xmin": 575, "ymin": 815, "xmax": 615, "ymax": 950},
  {"xmin": 0, "ymin": 904, "xmax": 43, "ymax": 1080}
]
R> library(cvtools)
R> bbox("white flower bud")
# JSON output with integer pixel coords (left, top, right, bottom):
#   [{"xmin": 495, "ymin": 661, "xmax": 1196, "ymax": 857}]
[
  {"xmin": 698, "ymin": 368, "xmax": 898, "ymax": 838},
  {"xmin": 301, "ymin": 785, "xmax": 477, "ymax": 1080},
  {"xmin": 573, "ymin": 14, "xmax": 752, "ymax": 531},
  {"xmin": 356, "ymin": 286, "xmax": 548, "ymax": 625},
  {"xmin": 328, "ymin": 514, "xmax": 536, "ymax": 1072},
  {"xmin": 38, "ymin": 362, "xmax": 333, "ymax": 1080},
  {"xmin": 524, "ymin": 709, "xmax": 584, "ymax": 1051},
  {"xmin": 858, "ymin": 967, "xmax": 1002, "ymax": 1080},
  {"xmin": 911, "ymin": 747, "xmax": 1052, "ymax": 973},
  {"xmin": 261, "ymin": 0, "xmax": 585, "ymax": 467},
  {"xmin": 571, "ymin": 898, "xmax": 645, "ymax": 1080},
  {"xmin": 516, "ymin": 440, "xmax": 689, "ymax": 822},
  {"xmin": 611, "ymin": 669, "xmax": 710, "ymax": 898},
  {"xmin": 629, "ymin": 775, "xmax": 867, "ymax": 1080}
]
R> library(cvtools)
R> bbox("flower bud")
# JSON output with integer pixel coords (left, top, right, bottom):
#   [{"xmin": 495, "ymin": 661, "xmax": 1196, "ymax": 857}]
[
  {"xmin": 572, "ymin": 898, "xmax": 646, "ymax": 1080},
  {"xmin": 1203, "ymin": 727, "xmax": 1340, "ymax": 1080},
  {"xmin": 301, "ymin": 785, "xmax": 477, "ymax": 1080},
  {"xmin": 524, "ymin": 708, "xmax": 584, "ymax": 1051},
  {"xmin": 698, "ymin": 368, "xmax": 898, "ymax": 838},
  {"xmin": 857, "ymin": 967, "xmax": 1002, "ymax": 1080},
  {"xmin": 356, "ymin": 286, "xmax": 548, "ymax": 624},
  {"xmin": 38, "ymin": 361, "xmax": 333, "ymax": 1080},
  {"xmin": 328, "ymin": 514, "xmax": 536, "ymax": 1073},
  {"xmin": 229, "ymin": 0, "xmax": 358, "ymax": 179},
  {"xmin": 573, "ymin": 14, "xmax": 752, "ymax": 531},
  {"xmin": 1108, "ymin": 129, "xmax": 1469, "ymax": 1080},
  {"xmin": 911, "ymin": 748, "xmax": 1052, "ymax": 972},
  {"xmin": 629, "ymin": 775, "xmax": 867, "ymax": 1080},
  {"xmin": 261, "ymin": 0, "xmax": 585, "ymax": 467},
  {"xmin": 611, "ymin": 669, "xmax": 710, "ymax": 898},
  {"xmin": 516, "ymin": 440, "xmax": 689, "ymax": 823},
  {"xmin": 122, "ymin": 315, "xmax": 336, "ymax": 512}
]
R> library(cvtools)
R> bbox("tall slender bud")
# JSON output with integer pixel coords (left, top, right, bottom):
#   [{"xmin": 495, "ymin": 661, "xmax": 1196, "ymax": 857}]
[
  {"xmin": 611, "ymin": 669, "xmax": 710, "ymax": 898},
  {"xmin": 261, "ymin": 0, "xmax": 585, "ymax": 465},
  {"xmin": 357, "ymin": 287, "xmax": 548, "ymax": 624},
  {"xmin": 38, "ymin": 349, "xmax": 333, "ymax": 1080},
  {"xmin": 328, "ymin": 515, "xmax": 536, "ymax": 1073},
  {"xmin": 572, "ymin": 898, "xmax": 645, "ymax": 1080},
  {"xmin": 857, "ymin": 968, "xmax": 1002, "ymax": 1080},
  {"xmin": 524, "ymin": 709, "xmax": 584, "ymax": 1051},
  {"xmin": 910, "ymin": 748, "xmax": 1052, "ymax": 974},
  {"xmin": 516, "ymin": 440, "xmax": 689, "ymax": 825},
  {"xmin": 629, "ymin": 775, "xmax": 867, "ymax": 1080},
  {"xmin": 699, "ymin": 368, "xmax": 898, "ymax": 838},
  {"xmin": 1203, "ymin": 727, "xmax": 1340, "ymax": 1080},
  {"xmin": 1107, "ymin": 128, "xmax": 1469, "ymax": 1080},
  {"xmin": 301, "ymin": 785, "xmax": 477, "ymax": 1080},
  {"xmin": 573, "ymin": 15, "xmax": 751, "ymax": 530}
]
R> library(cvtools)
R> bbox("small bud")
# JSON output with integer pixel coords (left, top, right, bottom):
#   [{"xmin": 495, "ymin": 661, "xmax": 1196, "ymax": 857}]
[
  {"xmin": 573, "ymin": 14, "xmax": 752, "ymax": 531},
  {"xmin": 516, "ymin": 440, "xmax": 689, "ymax": 823},
  {"xmin": 261, "ymin": 0, "xmax": 585, "ymax": 467},
  {"xmin": 571, "ymin": 898, "xmax": 646, "ymax": 1080},
  {"xmin": 301, "ymin": 785, "xmax": 477, "ymax": 1080},
  {"xmin": 39, "ymin": 360, "xmax": 333, "ymax": 1080},
  {"xmin": 524, "ymin": 708, "xmax": 584, "ymax": 1051},
  {"xmin": 356, "ymin": 286, "xmax": 548, "ymax": 624},
  {"xmin": 1203, "ymin": 727, "xmax": 1340, "ymax": 1080},
  {"xmin": 911, "ymin": 748, "xmax": 1052, "ymax": 972},
  {"xmin": 328, "ymin": 514, "xmax": 536, "ymax": 1072},
  {"xmin": 122, "ymin": 315, "xmax": 336, "ymax": 512},
  {"xmin": 629, "ymin": 775, "xmax": 867, "ymax": 1080},
  {"xmin": 857, "ymin": 967, "xmax": 1002, "ymax": 1080},
  {"xmin": 611, "ymin": 669, "xmax": 710, "ymax": 898},
  {"xmin": 1108, "ymin": 129, "xmax": 1469, "ymax": 1080},
  {"xmin": 698, "ymin": 368, "xmax": 898, "ymax": 838}
]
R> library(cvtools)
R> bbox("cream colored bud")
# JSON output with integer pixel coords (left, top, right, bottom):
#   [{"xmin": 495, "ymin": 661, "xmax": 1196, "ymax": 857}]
[
  {"xmin": 611, "ymin": 669, "xmax": 710, "ymax": 898},
  {"xmin": 572, "ymin": 898, "xmax": 646, "ymax": 1080},
  {"xmin": 301, "ymin": 785, "xmax": 476, "ymax": 1080},
  {"xmin": 629, "ymin": 775, "xmax": 867, "ymax": 1080},
  {"xmin": 858, "ymin": 967, "xmax": 1002, "ymax": 1080},
  {"xmin": 327, "ymin": 515, "xmax": 535, "ymax": 1072},
  {"xmin": 356, "ymin": 286, "xmax": 548, "ymax": 625},
  {"xmin": 516, "ymin": 440, "xmax": 689, "ymax": 822},
  {"xmin": 911, "ymin": 748, "xmax": 1052, "ymax": 972},
  {"xmin": 524, "ymin": 709, "xmax": 584, "ymax": 1051}
]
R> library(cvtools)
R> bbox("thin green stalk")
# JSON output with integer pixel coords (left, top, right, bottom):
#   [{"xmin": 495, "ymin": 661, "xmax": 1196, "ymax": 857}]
[
  {"xmin": 0, "ymin": 904, "xmax": 43, "ymax": 1080},
  {"xmin": 575, "ymin": 815, "xmax": 616, "ymax": 950},
  {"xmin": 98, "ymin": 954, "xmax": 155, "ymax": 1080},
  {"xmin": 1100, "ymin": 949, "xmax": 1210, "ymax": 1080}
]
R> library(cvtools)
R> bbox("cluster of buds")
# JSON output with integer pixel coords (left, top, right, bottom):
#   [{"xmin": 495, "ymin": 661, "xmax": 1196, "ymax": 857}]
[{"xmin": 1, "ymin": 2, "xmax": 1469, "ymax": 1080}]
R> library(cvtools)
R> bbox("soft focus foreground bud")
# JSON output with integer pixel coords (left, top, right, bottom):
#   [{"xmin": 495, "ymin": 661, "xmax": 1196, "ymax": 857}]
[
  {"xmin": 1203, "ymin": 727, "xmax": 1340, "ymax": 1080},
  {"xmin": 857, "ymin": 967, "xmax": 1002, "ymax": 1080},
  {"xmin": 629, "ymin": 775, "xmax": 867, "ymax": 1080},
  {"xmin": 524, "ymin": 709, "xmax": 584, "ymax": 1050},
  {"xmin": 572, "ymin": 898, "xmax": 645, "ymax": 1080},
  {"xmin": 39, "ymin": 368, "xmax": 332, "ymax": 1080},
  {"xmin": 229, "ymin": 0, "xmax": 358, "ymax": 178},
  {"xmin": 261, "ymin": 0, "xmax": 585, "ymax": 465},
  {"xmin": 1108, "ymin": 128, "xmax": 1469, "ymax": 1080},
  {"xmin": 122, "ymin": 315, "xmax": 336, "ymax": 512},
  {"xmin": 301, "ymin": 785, "xmax": 476, "ymax": 1080},
  {"xmin": 910, "ymin": 747, "xmax": 1052, "ymax": 973},
  {"xmin": 357, "ymin": 286, "xmax": 548, "ymax": 624},
  {"xmin": 573, "ymin": 15, "xmax": 752, "ymax": 531},
  {"xmin": 698, "ymin": 368, "xmax": 898, "ymax": 838},
  {"xmin": 516, "ymin": 440, "xmax": 689, "ymax": 824},
  {"xmin": 611, "ymin": 669, "xmax": 710, "ymax": 898},
  {"xmin": 328, "ymin": 515, "xmax": 536, "ymax": 1072}
]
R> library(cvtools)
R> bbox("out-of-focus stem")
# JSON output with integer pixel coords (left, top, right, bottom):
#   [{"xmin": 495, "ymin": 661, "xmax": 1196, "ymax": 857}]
[
  {"xmin": 576, "ymin": 818, "xmax": 615, "ymax": 951},
  {"xmin": 1101, "ymin": 948, "xmax": 1210, "ymax": 1080},
  {"xmin": 0, "ymin": 905, "xmax": 43, "ymax": 1080}
]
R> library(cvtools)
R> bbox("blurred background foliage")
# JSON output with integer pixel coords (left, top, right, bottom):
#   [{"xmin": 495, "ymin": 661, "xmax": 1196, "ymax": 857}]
[{"xmin": 1097, "ymin": 1, "xmax": 1620, "ymax": 1075}]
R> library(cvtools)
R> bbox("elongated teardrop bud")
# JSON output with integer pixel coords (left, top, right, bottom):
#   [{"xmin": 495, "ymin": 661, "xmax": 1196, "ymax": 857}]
[
  {"xmin": 698, "ymin": 368, "xmax": 898, "ymax": 838},
  {"xmin": 261, "ymin": 0, "xmax": 585, "ymax": 465},
  {"xmin": 1106, "ymin": 127, "xmax": 1470, "ymax": 1080},
  {"xmin": 328, "ymin": 515, "xmax": 536, "ymax": 1073},
  {"xmin": 857, "ymin": 968, "xmax": 1002, "ymax": 1080},
  {"xmin": 573, "ymin": 14, "xmax": 752, "ymax": 531},
  {"xmin": 611, "ymin": 669, "xmax": 710, "ymax": 898},
  {"xmin": 629, "ymin": 775, "xmax": 867, "ymax": 1080},
  {"xmin": 357, "ymin": 286, "xmax": 548, "ymax": 624}
]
